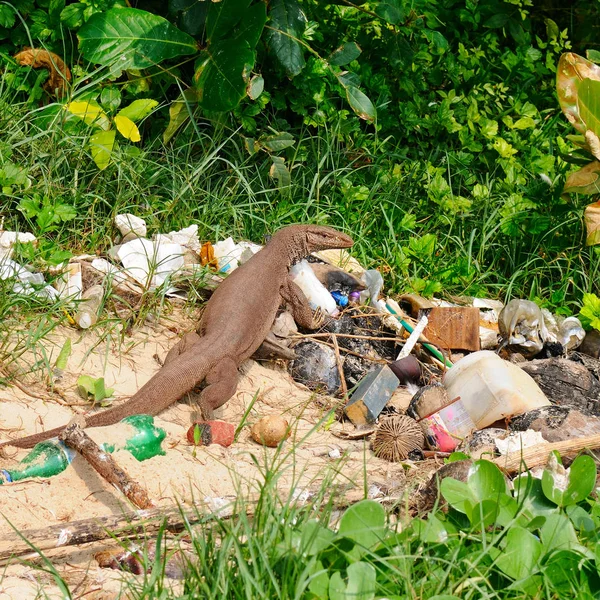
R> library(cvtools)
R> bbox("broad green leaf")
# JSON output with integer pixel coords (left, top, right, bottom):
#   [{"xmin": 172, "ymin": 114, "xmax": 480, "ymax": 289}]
[
  {"xmin": 329, "ymin": 562, "xmax": 376, "ymax": 600},
  {"xmin": 169, "ymin": 0, "xmax": 209, "ymax": 37},
  {"xmin": 440, "ymin": 478, "xmax": 474, "ymax": 515},
  {"xmin": 338, "ymin": 500, "xmax": 386, "ymax": 550},
  {"xmin": 542, "ymin": 452, "xmax": 596, "ymax": 507},
  {"xmin": 469, "ymin": 499, "xmax": 499, "ymax": 529},
  {"xmin": 495, "ymin": 526, "xmax": 542, "ymax": 580},
  {"xmin": 78, "ymin": 8, "xmax": 197, "ymax": 70},
  {"xmin": 468, "ymin": 460, "xmax": 509, "ymax": 502},
  {"xmin": 300, "ymin": 520, "xmax": 336, "ymax": 556},
  {"xmin": 588, "ymin": 49, "xmax": 600, "ymax": 65},
  {"xmin": 163, "ymin": 88, "xmax": 200, "ymax": 144},
  {"xmin": 54, "ymin": 338, "xmax": 71, "ymax": 371},
  {"xmin": 269, "ymin": 156, "xmax": 291, "ymax": 188},
  {"xmin": 66, "ymin": 101, "xmax": 110, "ymax": 130},
  {"xmin": 308, "ymin": 560, "xmax": 330, "ymax": 598},
  {"xmin": 413, "ymin": 515, "xmax": 450, "ymax": 544},
  {"xmin": 543, "ymin": 550, "xmax": 585, "ymax": 593},
  {"xmin": 346, "ymin": 562, "xmax": 376, "ymax": 600},
  {"xmin": 117, "ymin": 99, "xmax": 158, "ymax": 122},
  {"xmin": 60, "ymin": 3, "xmax": 84, "ymax": 29},
  {"xmin": 94, "ymin": 377, "xmax": 114, "ymax": 402},
  {"xmin": 513, "ymin": 474, "xmax": 558, "ymax": 518},
  {"xmin": 344, "ymin": 85, "xmax": 376, "ymax": 122},
  {"xmin": 194, "ymin": 39, "xmax": 255, "ymax": 111},
  {"xmin": 540, "ymin": 513, "xmax": 579, "ymax": 553},
  {"xmin": 262, "ymin": 132, "xmax": 295, "ymax": 152},
  {"xmin": 0, "ymin": 5, "xmax": 16, "ymax": 28},
  {"xmin": 484, "ymin": 13, "xmax": 510, "ymax": 28},
  {"xmin": 267, "ymin": 0, "xmax": 306, "ymax": 77},
  {"xmin": 114, "ymin": 115, "xmax": 140, "ymax": 142},
  {"xmin": 100, "ymin": 86, "xmax": 121, "ymax": 111},
  {"xmin": 206, "ymin": 0, "xmax": 250, "ymax": 41},
  {"xmin": 578, "ymin": 78, "xmax": 600, "ymax": 139},
  {"xmin": 89, "ymin": 129, "xmax": 116, "ymax": 170},
  {"xmin": 230, "ymin": 2, "xmax": 268, "ymax": 47},
  {"xmin": 329, "ymin": 42, "xmax": 361, "ymax": 66},
  {"xmin": 375, "ymin": 0, "xmax": 404, "ymax": 24},
  {"xmin": 247, "ymin": 75, "xmax": 264, "ymax": 100},
  {"xmin": 446, "ymin": 452, "xmax": 469, "ymax": 463}
]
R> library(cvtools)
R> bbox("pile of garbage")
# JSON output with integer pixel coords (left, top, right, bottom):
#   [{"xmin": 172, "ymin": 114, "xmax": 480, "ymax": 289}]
[{"xmin": 3, "ymin": 215, "xmax": 600, "ymax": 474}]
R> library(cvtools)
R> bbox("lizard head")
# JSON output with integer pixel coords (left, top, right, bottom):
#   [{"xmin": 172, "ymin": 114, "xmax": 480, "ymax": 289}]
[{"xmin": 274, "ymin": 225, "xmax": 354, "ymax": 260}]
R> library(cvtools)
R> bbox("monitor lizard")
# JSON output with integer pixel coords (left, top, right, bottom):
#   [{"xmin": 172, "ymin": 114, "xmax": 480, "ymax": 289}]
[{"xmin": 1, "ymin": 224, "xmax": 353, "ymax": 448}]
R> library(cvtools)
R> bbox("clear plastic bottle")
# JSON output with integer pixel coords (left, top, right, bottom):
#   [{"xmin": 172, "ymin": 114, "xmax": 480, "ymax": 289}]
[{"xmin": 75, "ymin": 284, "xmax": 104, "ymax": 329}]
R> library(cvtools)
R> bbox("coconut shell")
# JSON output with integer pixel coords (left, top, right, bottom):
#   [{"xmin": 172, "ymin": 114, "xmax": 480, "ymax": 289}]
[
  {"xmin": 371, "ymin": 415, "xmax": 424, "ymax": 462},
  {"xmin": 251, "ymin": 415, "xmax": 290, "ymax": 447}
]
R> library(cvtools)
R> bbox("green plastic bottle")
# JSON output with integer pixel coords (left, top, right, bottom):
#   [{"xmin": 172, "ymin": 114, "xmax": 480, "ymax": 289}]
[{"xmin": 0, "ymin": 415, "xmax": 166, "ymax": 485}]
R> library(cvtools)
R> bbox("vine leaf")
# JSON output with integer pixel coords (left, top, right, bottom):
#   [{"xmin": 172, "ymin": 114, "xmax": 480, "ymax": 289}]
[{"xmin": 78, "ymin": 8, "xmax": 198, "ymax": 70}]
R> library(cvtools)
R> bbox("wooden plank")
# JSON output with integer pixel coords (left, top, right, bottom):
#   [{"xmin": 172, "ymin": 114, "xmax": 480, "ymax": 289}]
[{"xmin": 421, "ymin": 307, "xmax": 480, "ymax": 351}]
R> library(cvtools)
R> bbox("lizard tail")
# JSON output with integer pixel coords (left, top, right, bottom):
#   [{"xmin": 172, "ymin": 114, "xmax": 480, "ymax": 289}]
[{"xmin": 0, "ymin": 339, "xmax": 216, "ymax": 449}]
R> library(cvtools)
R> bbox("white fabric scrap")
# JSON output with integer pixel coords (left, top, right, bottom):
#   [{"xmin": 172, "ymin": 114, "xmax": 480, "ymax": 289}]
[
  {"xmin": 116, "ymin": 238, "xmax": 184, "ymax": 289},
  {"xmin": 0, "ymin": 231, "xmax": 36, "ymax": 259},
  {"xmin": 0, "ymin": 257, "xmax": 58, "ymax": 299}
]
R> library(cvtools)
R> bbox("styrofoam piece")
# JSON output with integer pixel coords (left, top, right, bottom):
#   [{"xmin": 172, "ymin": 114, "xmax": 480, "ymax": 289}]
[
  {"xmin": 114, "ymin": 213, "xmax": 146, "ymax": 238},
  {"xmin": 495, "ymin": 430, "xmax": 547, "ymax": 456},
  {"xmin": 213, "ymin": 237, "xmax": 244, "ymax": 273},
  {"xmin": 116, "ymin": 238, "xmax": 184, "ymax": 289},
  {"xmin": 155, "ymin": 224, "xmax": 201, "ymax": 254}
]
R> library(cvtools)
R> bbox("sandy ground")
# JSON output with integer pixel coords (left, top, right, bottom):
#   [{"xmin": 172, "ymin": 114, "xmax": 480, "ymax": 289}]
[{"xmin": 0, "ymin": 310, "xmax": 433, "ymax": 598}]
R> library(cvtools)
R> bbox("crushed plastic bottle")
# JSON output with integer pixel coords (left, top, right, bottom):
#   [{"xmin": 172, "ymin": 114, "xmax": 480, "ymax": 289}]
[
  {"xmin": 0, "ymin": 415, "xmax": 166, "ymax": 484},
  {"xmin": 75, "ymin": 284, "xmax": 104, "ymax": 329},
  {"xmin": 0, "ymin": 440, "xmax": 75, "ymax": 483}
]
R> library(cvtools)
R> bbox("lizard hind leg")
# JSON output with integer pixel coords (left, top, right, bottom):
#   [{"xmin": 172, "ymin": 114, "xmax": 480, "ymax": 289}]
[
  {"xmin": 199, "ymin": 357, "xmax": 239, "ymax": 420},
  {"xmin": 163, "ymin": 332, "xmax": 203, "ymax": 365}
]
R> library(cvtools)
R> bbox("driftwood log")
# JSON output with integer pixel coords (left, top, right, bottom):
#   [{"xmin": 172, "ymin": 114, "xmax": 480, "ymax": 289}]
[
  {"xmin": 59, "ymin": 422, "xmax": 154, "ymax": 510},
  {"xmin": 0, "ymin": 502, "xmax": 236, "ymax": 564},
  {"xmin": 494, "ymin": 433, "xmax": 600, "ymax": 474}
]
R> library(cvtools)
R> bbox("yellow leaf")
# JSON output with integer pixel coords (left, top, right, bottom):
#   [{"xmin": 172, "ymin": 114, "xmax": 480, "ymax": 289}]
[
  {"xmin": 114, "ymin": 115, "xmax": 141, "ymax": 142},
  {"xmin": 66, "ymin": 101, "xmax": 110, "ymax": 130},
  {"xmin": 89, "ymin": 129, "xmax": 116, "ymax": 170}
]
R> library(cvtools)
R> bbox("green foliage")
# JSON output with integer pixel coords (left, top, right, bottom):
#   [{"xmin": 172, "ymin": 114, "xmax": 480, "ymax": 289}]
[
  {"xmin": 77, "ymin": 374, "xmax": 114, "ymax": 404},
  {"xmin": 579, "ymin": 292, "xmax": 600, "ymax": 331}
]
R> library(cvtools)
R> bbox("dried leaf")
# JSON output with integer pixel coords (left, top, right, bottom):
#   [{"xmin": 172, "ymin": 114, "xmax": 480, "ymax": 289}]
[
  {"xmin": 585, "ymin": 202, "xmax": 600, "ymax": 246},
  {"xmin": 14, "ymin": 48, "xmax": 71, "ymax": 98},
  {"xmin": 563, "ymin": 160, "xmax": 600, "ymax": 195},
  {"xmin": 557, "ymin": 53, "xmax": 600, "ymax": 134},
  {"xmin": 586, "ymin": 130, "xmax": 600, "ymax": 161}
]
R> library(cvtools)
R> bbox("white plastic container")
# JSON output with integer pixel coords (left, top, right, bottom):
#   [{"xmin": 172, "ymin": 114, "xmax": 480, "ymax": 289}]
[{"xmin": 442, "ymin": 350, "xmax": 551, "ymax": 429}]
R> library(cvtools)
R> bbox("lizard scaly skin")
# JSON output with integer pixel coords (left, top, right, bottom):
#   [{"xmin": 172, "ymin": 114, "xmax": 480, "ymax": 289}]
[{"xmin": 1, "ymin": 225, "xmax": 353, "ymax": 448}]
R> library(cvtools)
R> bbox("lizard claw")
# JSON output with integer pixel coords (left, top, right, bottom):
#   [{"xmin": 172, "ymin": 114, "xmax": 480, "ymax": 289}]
[{"xmin": 311, "ymin": 306, "xmax": 326, "ymax": 330}]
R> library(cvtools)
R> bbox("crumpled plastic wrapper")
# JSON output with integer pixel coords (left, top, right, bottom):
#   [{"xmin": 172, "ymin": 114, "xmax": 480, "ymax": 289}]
[{"xmin": 0, "ymin": 231, "xmax": 36, "ymax": 259}]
